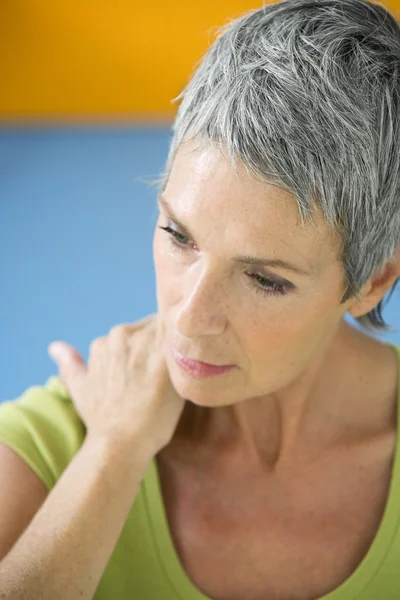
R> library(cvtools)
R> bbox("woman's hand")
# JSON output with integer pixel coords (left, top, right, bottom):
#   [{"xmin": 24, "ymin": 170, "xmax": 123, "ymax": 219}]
[{"xmin": 47, "ymin": 313, "xmax": 186, "ymax": 461}]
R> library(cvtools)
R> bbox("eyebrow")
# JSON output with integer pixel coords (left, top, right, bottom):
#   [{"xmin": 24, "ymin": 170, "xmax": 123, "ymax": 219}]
[{"xmin": 157, "ymin": 194, "xmax": 311, "ymax": 277}]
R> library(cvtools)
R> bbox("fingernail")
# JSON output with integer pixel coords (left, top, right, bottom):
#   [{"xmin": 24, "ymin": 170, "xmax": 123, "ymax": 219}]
[{"xmin": 48, "ymin": 342, "xmax": 65, "ymax": 361}]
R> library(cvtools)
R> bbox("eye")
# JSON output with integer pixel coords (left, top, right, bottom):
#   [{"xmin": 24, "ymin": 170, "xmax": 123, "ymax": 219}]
[
  {"xmin": 158, "ymin": 225, "xmax": 190, "ymax": 248},
  {"xmin": 158, "ymin": 224, "xmax": 289, "ymax": 297},
  {"xmin": 247, "ymin": 273, "xmax": 287, "ymax": 296}
]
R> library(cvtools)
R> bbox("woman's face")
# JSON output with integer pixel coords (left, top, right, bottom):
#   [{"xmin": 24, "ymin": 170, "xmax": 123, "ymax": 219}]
[{"xmin": 153, "ymin": 139, "xmax": 349, "ymax": 406}]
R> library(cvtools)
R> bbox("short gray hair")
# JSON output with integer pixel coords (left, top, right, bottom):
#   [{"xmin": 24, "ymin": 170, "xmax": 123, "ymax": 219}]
[{"xmin": 148, "ymin": 0, "xmax": 400, "ymax": 334}]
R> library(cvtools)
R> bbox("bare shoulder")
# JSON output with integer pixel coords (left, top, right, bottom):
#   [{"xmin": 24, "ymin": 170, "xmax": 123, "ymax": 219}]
[{"xmin": 0, "ymin": 443, "xmax": 48, "ymax": 562}]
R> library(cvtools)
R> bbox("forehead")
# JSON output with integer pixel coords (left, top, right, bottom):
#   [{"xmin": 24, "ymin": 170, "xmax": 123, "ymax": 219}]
[{"xmin": 165, "ymin": 139, "xmax": 341, "ymax": 271}]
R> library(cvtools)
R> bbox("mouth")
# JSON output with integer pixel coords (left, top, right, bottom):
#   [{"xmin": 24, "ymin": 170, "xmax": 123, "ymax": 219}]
[{"xmin": 170, "ymin": 346, "xmax": 235, "ymax": 379}]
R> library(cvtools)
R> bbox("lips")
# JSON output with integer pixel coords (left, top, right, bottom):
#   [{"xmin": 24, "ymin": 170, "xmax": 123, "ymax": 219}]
[
  {"xmin": 170, "ymin": 346, "xmax": 235, "ymax": 378},
  {"xmin": 170, "ymin": 346, "xmax": 233, "ymax": 367}
]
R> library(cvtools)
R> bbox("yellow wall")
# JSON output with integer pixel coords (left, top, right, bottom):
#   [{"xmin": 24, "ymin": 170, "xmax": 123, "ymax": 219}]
[{"xmin": 0, "ymin": 0, "xmax": 399, "ymax": 123}]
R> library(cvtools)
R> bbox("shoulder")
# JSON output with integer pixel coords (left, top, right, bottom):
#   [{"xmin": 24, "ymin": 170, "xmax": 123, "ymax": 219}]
[{"xmin": 0, "ymin": 376, "xmax": 86, "ymax": 490}]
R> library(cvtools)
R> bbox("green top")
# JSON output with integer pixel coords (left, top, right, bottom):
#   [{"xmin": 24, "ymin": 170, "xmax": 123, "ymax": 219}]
[{"xmin": 0, "ymin": 342, "xmax": 399, "ymax": 600}]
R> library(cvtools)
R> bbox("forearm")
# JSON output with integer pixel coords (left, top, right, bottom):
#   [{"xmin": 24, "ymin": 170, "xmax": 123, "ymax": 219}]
[{"xmin": 0, "ymin": 435, "xmax": 150, "ymax": 600}]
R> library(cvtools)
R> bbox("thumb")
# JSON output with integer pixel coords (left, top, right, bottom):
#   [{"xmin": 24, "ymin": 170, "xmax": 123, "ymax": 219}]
[{"xmin": 48, "ymin": 341, "xmax": 87, "ymax": 399}]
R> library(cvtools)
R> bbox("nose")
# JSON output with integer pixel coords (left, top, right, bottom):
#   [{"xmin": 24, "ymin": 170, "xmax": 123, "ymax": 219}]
[{"xmin": 175, "ymin": 270, "xmax": 228, "ymax": 338}]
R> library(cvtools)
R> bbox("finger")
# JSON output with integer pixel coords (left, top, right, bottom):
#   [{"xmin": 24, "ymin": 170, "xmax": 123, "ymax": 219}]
[
  {"xmin": 87, "ymin": 335, "xmax": 107, "ymax": 374},
  {"xmin": 119, "ymin": 314, "xmax": 159, "ymax": 350},
  {"xmin": 119, "ymin": 314, "xmax": 158, "ymax": 336},
  {"xmin": 48, "ymin": 341, "xmax": 87, "ymax": 400}
]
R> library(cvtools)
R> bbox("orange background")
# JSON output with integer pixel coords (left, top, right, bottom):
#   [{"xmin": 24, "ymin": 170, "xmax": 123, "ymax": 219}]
[{"xmin": 0, "ymin": 0, "xmax": 399, "ymax": 123}]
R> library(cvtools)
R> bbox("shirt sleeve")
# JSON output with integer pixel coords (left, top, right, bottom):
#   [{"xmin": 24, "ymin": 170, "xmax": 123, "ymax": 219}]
[{"xmin": 0, "ymin": 376, "xmax": 87, "ymax": 491}]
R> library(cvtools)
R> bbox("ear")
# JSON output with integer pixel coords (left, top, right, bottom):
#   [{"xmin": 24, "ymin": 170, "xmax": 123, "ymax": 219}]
[{"xmin": 346, "ymin": 243, "xmax": 400, "ymax": 320}]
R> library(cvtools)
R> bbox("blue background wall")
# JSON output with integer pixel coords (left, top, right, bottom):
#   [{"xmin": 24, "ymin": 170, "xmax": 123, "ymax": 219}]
[{"xmin": 1, "ymin": 126, "xmax": 400, "ymax": 402}]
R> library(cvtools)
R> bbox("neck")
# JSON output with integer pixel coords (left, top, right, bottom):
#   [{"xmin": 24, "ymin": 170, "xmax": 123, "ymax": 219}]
[{"xmin": 170, "ymin": 322, "xmax": 396, "ymax": 475}]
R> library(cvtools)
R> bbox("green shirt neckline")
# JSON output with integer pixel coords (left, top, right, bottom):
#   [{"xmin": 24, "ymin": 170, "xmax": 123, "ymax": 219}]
[{"xmin": 143, "ymin": 342, "xmax": 400, "ymax": 600}]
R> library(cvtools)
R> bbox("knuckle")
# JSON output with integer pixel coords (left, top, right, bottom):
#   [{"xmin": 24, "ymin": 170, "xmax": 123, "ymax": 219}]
[
  {"xmin": 108, "ymin": 324, "xmax": 128, "ymax": 352},
  {"xmin": 89, "ymin": 335, "xmax": 106, "ymax": 355},
  {"xmin": 109, "ymin": 324, "xmax": 128, "ymax": 340}
]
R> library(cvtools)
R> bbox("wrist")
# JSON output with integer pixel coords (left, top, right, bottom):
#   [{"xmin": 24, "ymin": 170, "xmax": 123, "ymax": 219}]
[{"xmin": 83, "ymin": 431, "xmax": 153, "ymax": 473}]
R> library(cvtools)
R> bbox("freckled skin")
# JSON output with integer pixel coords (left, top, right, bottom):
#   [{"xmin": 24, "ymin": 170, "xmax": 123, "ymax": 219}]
[{"xmin": 152, "ymin": 137, "xmax": 400, "ymax": 468}]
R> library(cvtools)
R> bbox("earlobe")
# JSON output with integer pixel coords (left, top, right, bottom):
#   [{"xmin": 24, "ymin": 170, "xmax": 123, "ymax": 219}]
[
  {"xmin": 345, "ymin": 282, "xmax": 372, "ymax": 319},
  {"xmin": 346, "ymin": 255, "xmax": 400, "ymax": 319}
]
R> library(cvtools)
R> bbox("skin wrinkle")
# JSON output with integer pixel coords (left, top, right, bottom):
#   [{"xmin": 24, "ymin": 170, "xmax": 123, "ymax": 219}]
[
  {"xmin": 152, "ymin": 138, "xmax": 400, "ymax": 477},
  {"xmin": 147, "ymin": 0, "xmax": 400, "ymax": 334},
  {"xmin": 157, "ymin": 194, "xmax": 314, "ymax": 278}
]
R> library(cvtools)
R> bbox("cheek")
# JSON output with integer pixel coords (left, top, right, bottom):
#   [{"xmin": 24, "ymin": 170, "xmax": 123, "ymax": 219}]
[
  {"xmin": 250, "ymin": 309, "xmax": 337, "ymax": 381},
  {"xmin": 246, "ymin": 321, "xmax": 291, "ymax": 358},
  {"xmin": 243, "ymin": 321, "xmax": 312, "ymax": 391},
  {"xmin": 243, "ymin": 318, "xmax": 311, "ymax": 376}
]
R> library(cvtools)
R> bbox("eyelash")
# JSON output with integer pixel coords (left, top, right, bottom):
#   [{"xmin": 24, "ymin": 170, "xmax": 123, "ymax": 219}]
[{"xmin": 158, "ymin": 225, "xmax": 288, "ymax": 297}]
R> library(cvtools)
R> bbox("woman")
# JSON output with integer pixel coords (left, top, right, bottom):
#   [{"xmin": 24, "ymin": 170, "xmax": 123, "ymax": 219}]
[{"xmin": 0, "ymin": 0, "xmax": 399, "ymax": 599}]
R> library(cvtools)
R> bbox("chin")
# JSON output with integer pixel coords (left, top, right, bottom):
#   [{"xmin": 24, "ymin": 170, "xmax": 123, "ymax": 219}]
[{"xmin": 173, "ymin": 379, "xmax": 238, "ymax": 408}]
